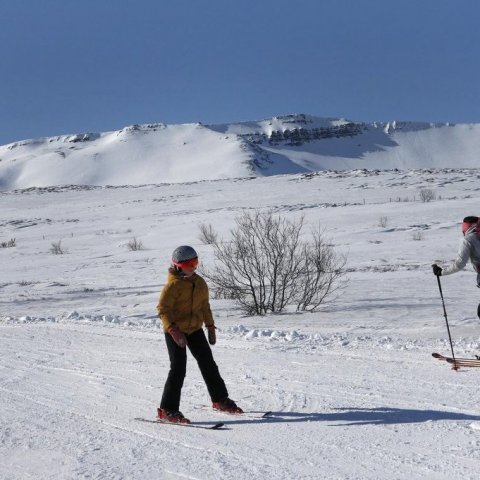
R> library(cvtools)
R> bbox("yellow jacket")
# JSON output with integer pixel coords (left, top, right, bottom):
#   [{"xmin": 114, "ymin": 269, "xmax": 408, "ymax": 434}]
[{"xmin": 157, "ymin": 269, "xmax": 214, "ymax": 334}]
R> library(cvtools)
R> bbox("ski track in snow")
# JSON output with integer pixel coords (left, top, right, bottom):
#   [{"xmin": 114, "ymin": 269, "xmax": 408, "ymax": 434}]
[{"xmin": 1, "ymin": 169, "xmax": 480, "ymax": 479}]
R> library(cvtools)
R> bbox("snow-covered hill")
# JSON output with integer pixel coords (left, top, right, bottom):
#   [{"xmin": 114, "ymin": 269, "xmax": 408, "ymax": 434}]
[
  {"xmin": 1, "ymin": 114, "xmax": 480, "ymax": 190},
  {"xmin": 2, "ymin": 168, "xmax": 480, "ymax": 478}
]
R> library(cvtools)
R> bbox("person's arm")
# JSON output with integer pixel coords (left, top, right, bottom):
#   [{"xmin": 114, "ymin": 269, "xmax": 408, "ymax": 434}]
[
  {"xmin": 158, "ymin": 282, "xmax": 187, "ymax": 347},
  {"xmin": 200, "ymin": 279, "xmax": 216, "ymax": 345},
  {"xmin": 202, "ymin": 283, "xmax": 214, "ymax": 327},
  {"xmin": 442, "ymin": 238, "xmax": 472, "ymax": 275},
  {"xmin": 157, "ymin": 282, "xmax": 178, "ymax": 330}
]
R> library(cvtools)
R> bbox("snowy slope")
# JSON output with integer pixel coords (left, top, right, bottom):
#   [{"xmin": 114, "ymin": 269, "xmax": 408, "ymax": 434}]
[
  {"xmin": 1, "ymin": 114, "xmax": 480, "ymax": 190},
  {"xmin": 2, "ymin": 169, "xmax": 480, "ymax": 479},
  {"xmin": 0, "ymin": 123, "xmax": 252, "ymax": 190}
]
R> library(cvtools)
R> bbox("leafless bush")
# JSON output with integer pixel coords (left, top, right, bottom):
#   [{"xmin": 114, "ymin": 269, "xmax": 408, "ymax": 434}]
[
  {"xmin": 378, "ymin": 216, "xmax": 389, "ymax": 228},
  {"xmin": 201, "ymin": 211, "xmax": 346, "ymax": 315},
  {"xmin": 0, "ymin": 238, "xmax": 16, "ymax": 248},
  {"xmin": 295, "ymin": 227, "xmax": 347, "ymax": 312},
  {"xmin": 419, "ymin": 189, "xmax": 436, "ymax": 203},
  {"xmin": 50, "ymin": 241, "xmax": 67, "ymax": 254},
  {"xmin": 211, "ymin": 286, "xmax": 238, "ymax": 300},
  {"xmin": 411, "ymin": 231, "xmax": 424, "ymax": 241},
  {"xmin": 127, "ymin": 237, "xmax": 144, "ymax": 251},
  {"xmin": 198, "ymin": 223, "xmax": 218, "ymax": 245}
]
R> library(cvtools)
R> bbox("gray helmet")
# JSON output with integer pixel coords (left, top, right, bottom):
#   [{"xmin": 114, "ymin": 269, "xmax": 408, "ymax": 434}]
[{"xmin": 172, "ymin": 245, "xmax": 198, "ymax": 264}]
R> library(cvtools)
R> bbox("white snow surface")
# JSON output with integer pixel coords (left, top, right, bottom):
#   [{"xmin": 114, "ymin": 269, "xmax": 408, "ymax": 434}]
[
  {"xmin": 2, "ymin": 168, "xmax": 480, "ymax": 479},
  {"xmin": 2, "ymin": 113, "xmax": 480, "ymax": 190}
]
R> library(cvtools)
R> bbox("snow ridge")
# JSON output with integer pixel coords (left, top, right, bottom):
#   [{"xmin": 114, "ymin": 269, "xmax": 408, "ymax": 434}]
[{"xmin": 1, "ymin": 114, "xmax": 480, "ymax": 190}]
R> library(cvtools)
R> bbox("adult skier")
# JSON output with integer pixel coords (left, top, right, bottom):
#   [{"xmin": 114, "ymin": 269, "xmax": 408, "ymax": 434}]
[
  {"xmin": 156, "ymin": 245, "xmax": 243, "ymax": 424},
  {"xmin": 432, "ymin": 216, "xmax": 480, "ymax": 316}
]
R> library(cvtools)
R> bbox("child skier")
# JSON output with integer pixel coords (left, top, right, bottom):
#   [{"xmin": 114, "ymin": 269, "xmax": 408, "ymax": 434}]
[
  {"xmin": 432, "ymin": 216, "xmax": 480, "ymax": 316},
  {"xmin": 156, "ymin": 245, "xmax": 243, "ymax": 423}
]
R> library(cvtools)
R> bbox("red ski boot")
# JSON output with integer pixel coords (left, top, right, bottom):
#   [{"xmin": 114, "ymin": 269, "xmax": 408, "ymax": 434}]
[
  {"xmin": 157, "ymin": 408, "xmax": 191, "ymax": 424},
  {"xmin": 212, "ymin": 398, "xmax": 243, "ymax": 414}
]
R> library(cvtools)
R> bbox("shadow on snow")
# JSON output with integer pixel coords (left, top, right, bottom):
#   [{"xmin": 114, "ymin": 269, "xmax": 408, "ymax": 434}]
[{"xmin": 221, "ymin": 407, "xmax": 480, "ymax": 427}]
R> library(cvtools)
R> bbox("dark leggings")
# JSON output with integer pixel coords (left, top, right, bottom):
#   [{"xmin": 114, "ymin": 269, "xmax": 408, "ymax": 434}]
[{"xmin": 160, "ymin": 328, "xmax": 228, "ymax": 411}]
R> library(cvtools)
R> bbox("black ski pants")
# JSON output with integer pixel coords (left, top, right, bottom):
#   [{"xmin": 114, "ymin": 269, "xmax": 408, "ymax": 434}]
[{"xmin": 160, "ymin": 328, "xmax": 228, "ymax": 412}]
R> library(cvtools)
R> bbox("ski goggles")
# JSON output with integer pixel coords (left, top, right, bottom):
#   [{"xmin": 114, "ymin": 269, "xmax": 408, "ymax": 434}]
[
  {"xmin": 462, "ymin": 222, "xmax": 476, "ymax": 235},
  {"xmin": 173, "ymin": 257, "xmax": 199, "ymax": 270}
]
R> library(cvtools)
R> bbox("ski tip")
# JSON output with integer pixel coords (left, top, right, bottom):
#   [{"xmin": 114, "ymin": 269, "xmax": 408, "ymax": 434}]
[
  {"xmin": 212, "ymin": 423, "xmax": 225, "ymax": 429},
  {"xmin": 432, "ymin": 352, "xmax": 442, "ymax": 358}
]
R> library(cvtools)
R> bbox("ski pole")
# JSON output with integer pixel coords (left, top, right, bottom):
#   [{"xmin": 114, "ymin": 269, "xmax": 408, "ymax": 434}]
[{"xmin": 435, "ymin": 274, "xmax": 458, "ymax": 370}]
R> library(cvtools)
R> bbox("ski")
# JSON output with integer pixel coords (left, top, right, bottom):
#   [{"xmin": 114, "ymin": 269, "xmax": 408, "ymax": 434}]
[
  {"xmin": 218, "ymin": 410, "xmax": 272, "ymax": 419},
  {"xmin": 238, "ymin": 410, "xmax": 272, "ymax": 419},
  {"xmin": 198, "ymin": 406, "xmax": 273, "ymax": 419},
  {"xmin": 134, "ymin": 417, "xmax": 225, "ymax": 430},
  {"xmin": 432, "ymin": 352, "xmax": 480, "ymax": 368}
]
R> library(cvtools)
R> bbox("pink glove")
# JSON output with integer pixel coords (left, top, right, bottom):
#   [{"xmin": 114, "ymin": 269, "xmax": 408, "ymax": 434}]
[
  {"xmin": 207, "ymin": 325, "xmax": 216, "ymax": 346},
  {"xmin": 168, "ymin": 325, "xmax": 187, "ymax": 348}
]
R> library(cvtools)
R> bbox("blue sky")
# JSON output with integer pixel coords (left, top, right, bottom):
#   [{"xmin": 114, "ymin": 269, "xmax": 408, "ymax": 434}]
[{"xmin": 1, "ymin": 0, "xmax": 479, "ymax": 145}]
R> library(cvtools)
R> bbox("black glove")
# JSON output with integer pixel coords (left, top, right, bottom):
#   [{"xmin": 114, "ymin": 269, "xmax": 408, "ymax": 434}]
[
  {"xmin": 206, "ymin": 325, "xmax": 216, "ymax": 346},
  {"xmin": 432, "ymin": 264, "xmax": 442, "ymax": 277}
]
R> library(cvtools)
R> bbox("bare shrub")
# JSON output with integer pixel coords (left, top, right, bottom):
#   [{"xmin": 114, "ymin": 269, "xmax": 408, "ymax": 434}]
[
  {"xmin": 50, "ymin": 241, "xmax": 67, "ymax": 254},
  {"xmin": 419, "ymin": 189, "xmax": 436, "ymax": 203},
  {"xmin": 202, "ymin": 211, "xmax": 346, "ymax": 315},
  {"xmin": 411, "ymin": 231, "xmax": 424, "ymax": 241},
  {"xmin": 198, "ymin": 223, "xmax": 218, "ymax": 245},
  {"xmin": 378, "ymin": 216, "xmax": 389, "ymax": 228},
  {"xmin": 295, "ymin": 227, "xmax": 347, "ymax": 312},
  {"xmin": 0, "ymin": 238, "xmax": 16, "ymax": 248},
  {"xmin": 127, "ymin": 237, "xmax": 144, "ymax": 251}
]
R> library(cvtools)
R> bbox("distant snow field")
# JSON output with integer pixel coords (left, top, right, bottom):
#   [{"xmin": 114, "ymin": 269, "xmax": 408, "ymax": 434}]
[{"xmin": 2, "ymin": 160, "xmax": 480, "ymax": 478}]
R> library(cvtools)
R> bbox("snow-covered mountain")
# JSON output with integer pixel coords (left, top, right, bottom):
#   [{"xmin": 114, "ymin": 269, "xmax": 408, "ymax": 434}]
[{"xmin": 1, "ymin": 113, "xmax": 479, "ymax": 190}]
